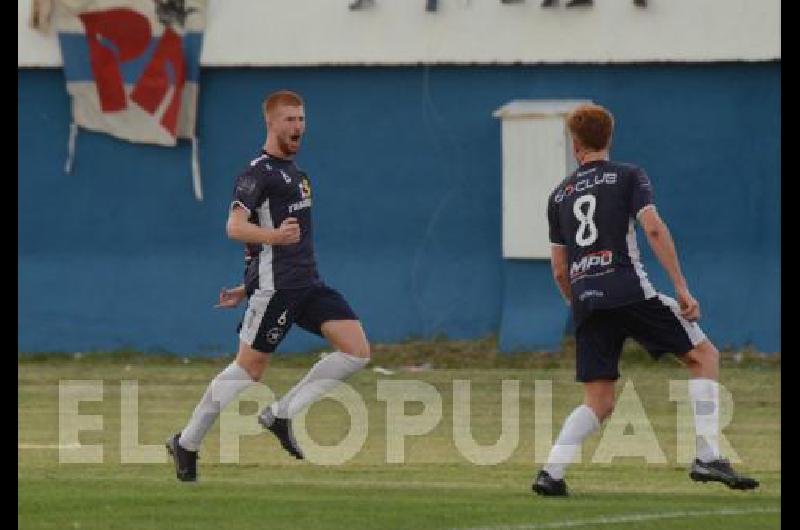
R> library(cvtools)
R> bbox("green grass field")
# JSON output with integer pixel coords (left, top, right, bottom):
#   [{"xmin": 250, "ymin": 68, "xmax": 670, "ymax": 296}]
[{"xmin": 19, "ymin": 345, "xmax": 780, "ymax": 529}]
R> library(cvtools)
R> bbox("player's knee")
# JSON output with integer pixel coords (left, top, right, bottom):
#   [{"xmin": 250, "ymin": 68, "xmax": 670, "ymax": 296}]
[
  {"xmin": 248, "ymin": 366, "xmax": 266, "ymax": 382},
  {"xmin": 586, "ymin": 395, "xmax": 615, "ymax": 421},
  {"xmin": 703, "ymin": 349, "xmax": 719, "ymax": 371},
  {"xmin": 239, "ymin": 359, "xmax": 266, "ymax": 381},
  {"xmin": 596, "ymin": 400, "xmax": 615, "ymax": 421},
  {"xmin": 235, "ymin": 348, "xmax": 269, "ymax": 381},
  {"xmin": 343, "ymin": 338, "xmax": 370, "ymax": 359},
  {"xmin": 688, "ymin": 341, "xmax": 719, "ymax": 370}
]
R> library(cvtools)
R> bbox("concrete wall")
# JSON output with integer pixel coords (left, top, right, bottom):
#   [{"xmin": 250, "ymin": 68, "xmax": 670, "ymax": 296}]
[{"xmin": 18, "ymin": 63, "xmax": 781, "ymax": 355}]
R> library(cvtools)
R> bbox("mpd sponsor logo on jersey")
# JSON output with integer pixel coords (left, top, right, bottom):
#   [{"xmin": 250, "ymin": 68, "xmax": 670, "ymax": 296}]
[
  {"xmin": 570, "ymin": 250, "xmax": 613, "ymax": 279},
  {"xmin": 555, "ymin": 172, "xmax": 618, "ymax": 203}
]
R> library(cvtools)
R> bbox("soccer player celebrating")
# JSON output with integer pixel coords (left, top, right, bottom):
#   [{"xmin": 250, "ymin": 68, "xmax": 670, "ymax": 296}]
[
  {"xmin": 532, "ymin": 103, "xmax": 759, "ymax": 496},
  {"xmin": 167, "ymin": 90, "xmax": 370, "ymax": 482}
]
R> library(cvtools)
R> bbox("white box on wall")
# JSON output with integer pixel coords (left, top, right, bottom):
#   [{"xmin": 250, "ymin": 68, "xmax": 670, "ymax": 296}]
[{"xmin": 493, "ymin": 100, "xmax": 591, "ymax": 259}]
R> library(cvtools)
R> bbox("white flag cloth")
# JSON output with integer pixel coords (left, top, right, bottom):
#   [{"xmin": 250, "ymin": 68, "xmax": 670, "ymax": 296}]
[{"xmin": 53, "ymin": 0, "xmax": 207, "ymax": 200}]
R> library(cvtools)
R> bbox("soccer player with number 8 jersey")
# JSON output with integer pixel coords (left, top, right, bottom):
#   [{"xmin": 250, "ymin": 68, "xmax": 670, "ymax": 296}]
[{"xmin": 532, "ymin": 103, "xmax": 759, "ymax": 496}]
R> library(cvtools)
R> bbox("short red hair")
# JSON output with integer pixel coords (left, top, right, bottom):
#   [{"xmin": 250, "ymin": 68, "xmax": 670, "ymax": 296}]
[
  {"xmin": 262, "ymin": 90, "xmax": 304, "ymax": 119},
  {"xmin": 566, "ymin": 104, "xmax": 614, "ymax": 151}
]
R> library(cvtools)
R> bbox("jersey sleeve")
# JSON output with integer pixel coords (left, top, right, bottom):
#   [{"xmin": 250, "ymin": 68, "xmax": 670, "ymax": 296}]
[
  {"xmin": 230, "ymin": 168, "xmax": 269, "ymax": 214},
  {"xmin": 630, "ymin": 167, "xmax": 655, "ymax": 220},
  {"xmin": 547, "ymin": 196, "xmax": 567, "ymax": 246}
]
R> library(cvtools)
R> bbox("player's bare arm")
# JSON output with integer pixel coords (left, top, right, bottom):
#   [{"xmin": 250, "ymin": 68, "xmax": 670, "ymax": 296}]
[
  {"xmin": 226, "ymin": 205, "xmax": 301, "ymax": 245},
  {"xmin": 639, "ymin": 207, "xmax": 700, "ymax": 321},
  {"xmin": 550, "ymin": 245, "xmax": 571, "ymax": 305}
]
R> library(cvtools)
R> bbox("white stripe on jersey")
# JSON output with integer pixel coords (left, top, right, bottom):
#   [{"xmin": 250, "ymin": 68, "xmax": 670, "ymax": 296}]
[
  {"xmin": 250, "ymin": 154, "xmax": 269, "ymax": 167},
  {"xmin": 230, "ymin": 200, "xmax": 251, "ymax": 215},
  {"xmin": 636, "ymin": 203, "xmax": 656, "ymax": 221},
  {"xmin": 257, "ymin": 198, "xmax": 275, "ymax": 291},
  {"xmin": 626, "ymin": 218, "xmax": 657, "ymax": 299},
  {"xmin": 657, "ymin": 293, "xmax": 707, "ymax": 346}
]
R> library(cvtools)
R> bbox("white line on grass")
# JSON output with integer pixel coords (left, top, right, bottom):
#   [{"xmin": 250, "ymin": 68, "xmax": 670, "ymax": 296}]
[
  {"xmin": 18, "ymin": 443, "xmax": 82, "ymax": 450},
  {"xmin": 16, "ymin": 470, "xmax": 512, "ymax": 490},
  {"xmin": 453, "ymin": 507, "xmax": 781, "ymax": 530}
]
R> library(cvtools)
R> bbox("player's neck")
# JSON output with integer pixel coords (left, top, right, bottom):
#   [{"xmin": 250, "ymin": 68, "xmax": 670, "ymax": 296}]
[
  {"xmin": 577, "ymin": 151, "xmax": 608, "ymax": 165},
  {"xmin": 263, "ymin": 140, "xmax": 294, "ymax": 161}
]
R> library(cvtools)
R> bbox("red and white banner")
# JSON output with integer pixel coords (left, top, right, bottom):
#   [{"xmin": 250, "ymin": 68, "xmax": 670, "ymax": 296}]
[{"xmin": 48, "ymin": 0, "xmax": 207, "ymax": 199}]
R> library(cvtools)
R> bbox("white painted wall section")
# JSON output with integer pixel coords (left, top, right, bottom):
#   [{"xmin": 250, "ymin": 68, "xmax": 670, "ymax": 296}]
[{"xmin": 19, "ymin": 0, "xmax": 780, "ymax": 67}]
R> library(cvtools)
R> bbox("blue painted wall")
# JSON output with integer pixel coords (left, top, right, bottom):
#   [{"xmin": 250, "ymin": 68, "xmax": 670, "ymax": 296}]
[{"xmin": 18, "ymin": 64, "xmax": 780, "ymax": 355}]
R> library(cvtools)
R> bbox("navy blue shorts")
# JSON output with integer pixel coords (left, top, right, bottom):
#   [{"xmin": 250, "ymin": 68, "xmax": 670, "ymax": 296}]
[
  {"xmin": 575, "ymin": 295, "xmax": 706, "ymax": 382},
  {"xmin": 238, "ymin": 283, "xmax": 358, "ymax": 353}
]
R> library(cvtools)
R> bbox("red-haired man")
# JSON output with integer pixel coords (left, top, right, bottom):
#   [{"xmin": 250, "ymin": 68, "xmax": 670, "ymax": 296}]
[
  {"xmin": 533, "ymin": 103, "xmax": 758, "ymax": 496},
  {"xmin": 167, "ymin": 90, "xmax": 370, "ymax": 481}
]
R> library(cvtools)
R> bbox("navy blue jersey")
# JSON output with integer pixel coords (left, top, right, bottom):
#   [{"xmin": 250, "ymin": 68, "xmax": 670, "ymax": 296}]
[
  {"xmin": 547, "ymin": 160, "xmax": 657, "ymax": 328},
  {"xmin": 231, "ymin": 151, "xmax": 320, "ymax": 293}
]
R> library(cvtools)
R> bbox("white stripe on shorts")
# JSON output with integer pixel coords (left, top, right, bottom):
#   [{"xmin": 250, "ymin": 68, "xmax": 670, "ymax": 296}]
[
  {"xmin": 239, "ymin": 289, "xmax": 275, "ymax": 347},
  {"xmin": 656, "ymin": 293, "xmax": 707, "ymax": 346}
]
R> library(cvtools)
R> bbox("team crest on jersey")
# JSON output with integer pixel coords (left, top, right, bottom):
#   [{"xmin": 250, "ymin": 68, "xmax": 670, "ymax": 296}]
[
  {"xmin": 288, "ymin": 176, "xmax": 312, "ymax": 213},
  {"xmin": 299, "ymin": 177, "xmax": 312, "ymax": 199},
  {"xmin": 236, "ymin": 175, "xmax": 257, "ymax": 194}
]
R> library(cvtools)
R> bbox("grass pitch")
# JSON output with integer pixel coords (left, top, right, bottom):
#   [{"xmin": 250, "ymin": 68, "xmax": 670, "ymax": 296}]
[{"xmin": 19, "ymin": 344, "xmax": 780, "ymax": 529}]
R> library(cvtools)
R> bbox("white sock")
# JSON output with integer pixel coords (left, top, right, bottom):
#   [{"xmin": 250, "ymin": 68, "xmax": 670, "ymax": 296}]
[
  {"xmin": 543, "ymin": 404, "xmax": 600, "ymax": 480},
  {"xmin": 179, "ymin": 362, "xmax": 253, "ymax": 451},
  {"xmin": 688, "ymin": 378, "xmax": 721, "ymax": 463},
  {"xmin": 266, "ymin": 351, "xmax": 368, "ymax": 419}
]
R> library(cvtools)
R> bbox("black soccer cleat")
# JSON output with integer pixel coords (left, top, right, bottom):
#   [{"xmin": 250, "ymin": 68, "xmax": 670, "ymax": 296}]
[
  {"xmin": 532, "ymin": 469, "xmax": 569, "ymax": 497},
  {"xmin": 258, "ymin": 408, "xmax": 305, "ymax": 460},
  {"xmin": 166, "ymin": 433, "xmax": 198, "ymax": 482},
  {"xmin": 689, "ymin": 458, "xmax": 759, "ymax": 490}
]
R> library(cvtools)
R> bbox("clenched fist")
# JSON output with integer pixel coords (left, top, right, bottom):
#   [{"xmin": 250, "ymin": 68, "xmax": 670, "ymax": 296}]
[{"xmin": 272, "ymin": 217, "xmax": 301, "ymax": 245}]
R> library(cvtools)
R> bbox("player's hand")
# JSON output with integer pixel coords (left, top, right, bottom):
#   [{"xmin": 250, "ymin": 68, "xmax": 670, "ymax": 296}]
[
  {"xmin": 272, "ymin": 217, "xmax": 301, "ymax": 245},
  {"xmin": 215, "ymin": 285, "xmax": 246, "ymax": 309},
  {"xmin": 676, "ymin": 285, "xmax": 700, "ymax": 322}
]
